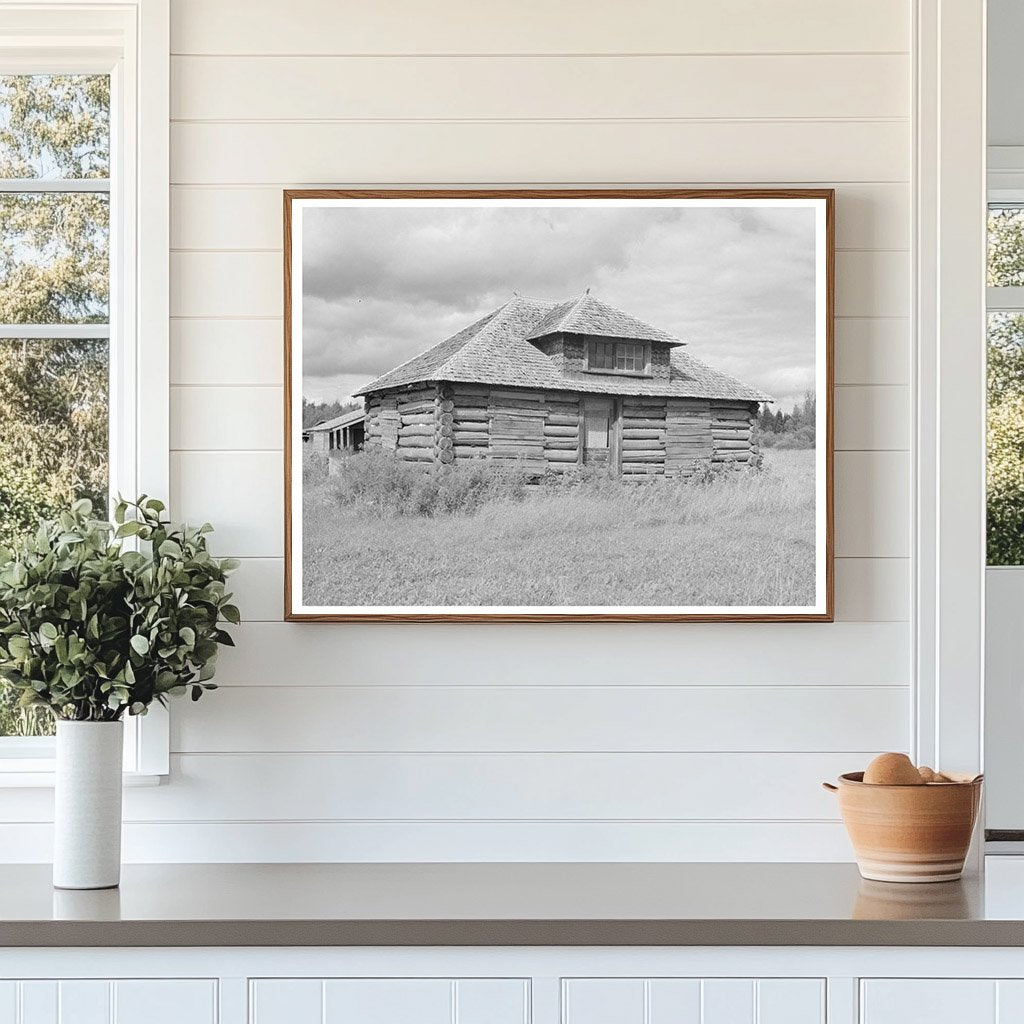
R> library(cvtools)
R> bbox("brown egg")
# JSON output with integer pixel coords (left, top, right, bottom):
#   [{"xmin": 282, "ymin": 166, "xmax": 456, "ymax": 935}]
[
  {"xmin": 863, "ymin": 752, "xmax": 926, "ymax": 786},
  {"xmin": 918, "ymin": 766, "xmax": 939, "ymax": 783}
]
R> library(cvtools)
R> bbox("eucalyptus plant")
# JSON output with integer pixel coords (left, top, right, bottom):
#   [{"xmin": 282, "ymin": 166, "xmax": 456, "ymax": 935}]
[{"xmin": 0, "ymin": 497, "xmax": 239, "ymax": 722}]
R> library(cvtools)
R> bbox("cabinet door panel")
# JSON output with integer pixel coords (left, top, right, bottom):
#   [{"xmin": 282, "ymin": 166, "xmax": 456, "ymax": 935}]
[
  {"xmin": 251, "ymin": 979, "xmax": 323, "ymax": 1024},
  {"xmin": 323, "ymin": 980, "xmax": 451, "ymax": 1024},
  {"xmin": 113, "ymin": 981, "xmax": 217, "ymax": 1024},
  {"xmin": 58, "ymin": 982, "xmax": 110, "ymax": 1024},
  {"xmin": 702, "ymin": 980, "xmax": 754, "ymax": 1024},
  {"xmin": 757, "ymin": 980, "xmax": 825, "ymax": 1024},
  {"xmin": 455, "ymin": 980, "xmax": 529, "ymax": 1024},
  {"xmin": 18, "ymin": 983, "xmax": 56, "ymax": 1024},
  {"xmin": 0, "ymin": 983, "xmax": 15, "ymax": 1024},
  {"xmin": 563, "ymin": 979, "xmax": 645, "ymax": 1024},
  {"xmin": 564, "ymin": 978, "xmax": 825, "ymax": 1024},
  {"xmin": 998, "ymin": 980, "xmax": 1024, "ymax": 1022},
  {"xmin": 648, "ymin": 980, "xmax": 701, "ymax": 1023},
  {"xmin": 861, "ymin": 981, "xmax": 997, "ymax": 1024},
  {"xmin": 251, "ymin": 978, "xmax": 528, "ymax": 1024}
]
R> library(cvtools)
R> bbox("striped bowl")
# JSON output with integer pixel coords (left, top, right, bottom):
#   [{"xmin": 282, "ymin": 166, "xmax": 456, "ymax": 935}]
[{"xmin": 823, "ymin": 772, "xmax": 983, "ymax": 883}]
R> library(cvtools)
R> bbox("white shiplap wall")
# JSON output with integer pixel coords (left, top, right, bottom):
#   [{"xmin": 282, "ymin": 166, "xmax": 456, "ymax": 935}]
[{"xmin": 1, "ymin": 0, "xmax": 914, "ymax": 861}]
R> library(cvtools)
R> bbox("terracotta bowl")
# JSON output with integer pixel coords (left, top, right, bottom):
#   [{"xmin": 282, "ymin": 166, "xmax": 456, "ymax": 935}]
[{"xmin": 823, "ymin": 772, "xmax": 983, "ymax": 883}]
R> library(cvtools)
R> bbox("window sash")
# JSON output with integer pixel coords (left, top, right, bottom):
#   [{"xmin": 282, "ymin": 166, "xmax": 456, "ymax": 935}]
[{"xmin": 586, "ymin": 339, "xmax": 650, "ymax": 375}]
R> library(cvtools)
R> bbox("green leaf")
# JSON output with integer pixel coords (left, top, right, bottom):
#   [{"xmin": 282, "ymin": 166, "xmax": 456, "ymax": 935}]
[
  {"xmin": 130, "ymin": 634, "xmax": 150, "ymax": 656},
  {"xmin": 39, "ymin": 622, "xmax": 58, "ymax": 641},
  {"xmin": 220, "ymin": 604, "xmax": 241, "ymax": 625},
  {"xmin": 8, "ymin": 635, "xmax": 30, "ymax": 657},
  {"xmin": 158, "ymin": 539, "xmax": 182, "ymax": 559}
]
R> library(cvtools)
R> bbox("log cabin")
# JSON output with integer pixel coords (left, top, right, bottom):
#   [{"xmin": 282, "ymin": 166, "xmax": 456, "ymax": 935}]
[{"xmin": 353, "ymin": 292, "xmax": 770, "ymax": 477}]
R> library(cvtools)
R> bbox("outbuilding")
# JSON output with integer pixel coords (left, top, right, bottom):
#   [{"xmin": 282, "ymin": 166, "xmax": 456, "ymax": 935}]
[
  {"xmin": 303, "ymin": 407, "xmax": 366, "ymax": 455},
  {"xmin": 354, "ymin": 293, "xmax": 770, "ymax": 477}
]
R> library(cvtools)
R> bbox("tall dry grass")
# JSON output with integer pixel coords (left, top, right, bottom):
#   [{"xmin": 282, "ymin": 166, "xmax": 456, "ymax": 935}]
[{"xmin": 302, "ymin": 449, "xmax": 816, "ymax": 608}]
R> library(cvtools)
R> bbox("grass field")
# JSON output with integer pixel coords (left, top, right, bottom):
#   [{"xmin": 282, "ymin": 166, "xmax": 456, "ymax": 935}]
[{"xmin": 302, "ymin": 449, "xmax": 816, "ymax": 608}]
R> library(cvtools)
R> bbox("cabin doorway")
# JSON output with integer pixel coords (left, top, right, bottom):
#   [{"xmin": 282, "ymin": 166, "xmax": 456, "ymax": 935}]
[{"xmin": 583, "ymin": 397, "xmax": 619, "ymax": 471}]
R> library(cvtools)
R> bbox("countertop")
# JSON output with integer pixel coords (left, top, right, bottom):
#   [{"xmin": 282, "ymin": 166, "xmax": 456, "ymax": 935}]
[{"xmin": 5, "ymin": 861, "xmax": 1024, "ymax": 947}]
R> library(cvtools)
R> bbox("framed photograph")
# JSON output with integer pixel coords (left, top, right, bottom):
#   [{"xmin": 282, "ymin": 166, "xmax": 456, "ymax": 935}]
[{"xmin": 285, "ymin": 189, "xmax": 833, "ymax": 622}]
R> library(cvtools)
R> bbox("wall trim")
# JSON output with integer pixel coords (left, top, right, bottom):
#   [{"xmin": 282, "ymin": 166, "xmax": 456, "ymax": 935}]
[{"xmin": 913, "ymin": 0, "xmax": 987, "ymax": 776}]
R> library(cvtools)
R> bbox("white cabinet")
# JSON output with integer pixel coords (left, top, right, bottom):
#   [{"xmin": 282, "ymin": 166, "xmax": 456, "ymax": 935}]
[
  {"xmin": 249, "ymin": 978, "xmax": 529, "ymax": 1024},
  {"xmin": 562, "ymin": 978, "xmax": 825, "ymax": 1024},
  {"xmin": 0, "ymin": 980, "xmax": 216, "ymax": 1024},
  {"xmin": 860, "ymin": 980, "xmax": 1024, "ymax": 1024}
]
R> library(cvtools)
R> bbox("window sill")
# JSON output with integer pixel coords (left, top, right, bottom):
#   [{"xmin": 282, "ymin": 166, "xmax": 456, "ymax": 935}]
[{"xmin": 581, "ymin": 368, "xmax": 653, "ymax": 378}]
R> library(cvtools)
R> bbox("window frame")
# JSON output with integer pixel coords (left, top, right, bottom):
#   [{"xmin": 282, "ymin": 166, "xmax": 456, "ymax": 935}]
[
  {"xmin": 0, "ymin": 0, "xmax": 169, "ymax": 783},
  {"xmin": 583, "ymin": 338, "xmax": 652, "ymax": 377}
]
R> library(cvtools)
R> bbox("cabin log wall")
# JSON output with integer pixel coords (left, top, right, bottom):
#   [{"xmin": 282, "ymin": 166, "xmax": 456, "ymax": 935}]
[
  {"xmin": 364, "ymin": 386, "xmax": 760, "ymax": 474},
  {"xmin": 621, "ymin": 396, "xmax": 668, "ymax": 476},
  {"xmin": 711, "ymin": 401, "xmax": 760, "ymax": 466}
]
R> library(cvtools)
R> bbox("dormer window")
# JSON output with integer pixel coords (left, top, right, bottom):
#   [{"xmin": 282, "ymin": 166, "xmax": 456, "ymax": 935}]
[{"xmin": 585, "ymin": 339, "xmax": 651, "ymax": 376}]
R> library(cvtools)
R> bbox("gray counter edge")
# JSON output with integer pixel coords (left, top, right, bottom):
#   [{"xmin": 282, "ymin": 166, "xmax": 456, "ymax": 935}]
[{"xmin": 2, "ymin": 919, "xmax": 1021, "ymax": 948}]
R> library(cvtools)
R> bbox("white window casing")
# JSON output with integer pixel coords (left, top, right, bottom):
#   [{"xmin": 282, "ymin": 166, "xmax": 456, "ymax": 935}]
[{"xmin": 0, "ymin": 0, "xmax": 170, "ymax": 783}]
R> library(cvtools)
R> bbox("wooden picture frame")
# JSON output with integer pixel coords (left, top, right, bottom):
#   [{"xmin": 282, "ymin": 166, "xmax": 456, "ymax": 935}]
[{"xmin": 284, "ymin": 189, "xmax": 834, "ymax": 622}]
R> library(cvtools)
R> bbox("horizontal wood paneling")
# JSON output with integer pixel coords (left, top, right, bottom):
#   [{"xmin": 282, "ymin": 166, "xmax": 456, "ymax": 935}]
[
  {"xmin": 227, "ymin": 556, "xmax": 909, "ymax": 623},
  {"xmin": 0, "ymin": 753, "xmax": 867, "ymax": 822},
  {"xmin": 170, "ymin": 386, "xmax": 281, "ymax": 450},
  {"xmin": 833, "ymin": 558, "xmax": 910, "ymax": 621},
  {"xmin": 171, "ymin": 685, "xmax": 909, "ymax": 754},
  {"xmin": 210, "ymin": 622, "xmax": 910, "ymax": 687},
  {"xmin": 170, "ymin": 120, "xmax": 909, "ymax": 186},
  {"xmin": 171, "ymin": 252, "xmax": 280, "ymax": 317},
  {"xmin": 115, "ymin": 752, "xmax": 858, "ymax": 821},
  {"xmin": 170, "ymin": 183, "xmax": 909, "ymax": 251},
  {"xmin": 170, "ymin": 451, "xmax": 282, "ymax": 556},
  {"xmin": 170, "ymin": 320, "xmax": 283, "ymax": 386},
  {"xmin": 170, "ymin": 250, "xmax": 909, "ymax": 320},
  {"xmin": 835, "ymin": 251, "xmax": 909, "ymax": 318},
  {"xmin": 170, "ymin": 0, "xmax": 909, "ymax": 56},
  {"xmin": 834, "ymin": 319, "xmax": 909, "ymax": 385},
  {"xmin": 0, "ymin": 820, "xmax": 856, "ymax": 862},
  {"xmin": 834, "ymin": 452, "xmax": 910, "ymax": 558},
  {"xmin": 834, "ymin": 386, "xmax": 910, "ymax": 450},
  {"xmin": 171, "ymin": 54, "xmax": 908, "ymax": 121}
]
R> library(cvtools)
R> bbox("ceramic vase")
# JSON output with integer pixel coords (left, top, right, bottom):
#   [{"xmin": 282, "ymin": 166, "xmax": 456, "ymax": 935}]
[{"xmin": 53, "ymin": 720, "xmax": 124, "ymax": 889}]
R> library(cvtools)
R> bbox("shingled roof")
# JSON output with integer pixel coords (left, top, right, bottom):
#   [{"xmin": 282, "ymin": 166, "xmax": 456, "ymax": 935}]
[
  {"xmin": 306, "ymin": 407, "xmax": 366, "ymax": 433},
  {"xmin": 526, "ymin": 292, "xmax": 684, "ymax": 346},
  {"xmin": 354, "ymin": 294, "xmax": 770, "ymax": 403}
]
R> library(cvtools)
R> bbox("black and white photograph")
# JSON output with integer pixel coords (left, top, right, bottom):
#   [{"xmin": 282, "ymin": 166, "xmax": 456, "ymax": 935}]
[{"xmin": 285, "ymin": 191, "xmax": 833, "ymax": 621}]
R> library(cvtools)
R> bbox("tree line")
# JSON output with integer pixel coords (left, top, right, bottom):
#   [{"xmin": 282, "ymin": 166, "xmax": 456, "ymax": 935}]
[{"xmin": 754, "ymin": 391, "xmax": 816, "ymax": 449}]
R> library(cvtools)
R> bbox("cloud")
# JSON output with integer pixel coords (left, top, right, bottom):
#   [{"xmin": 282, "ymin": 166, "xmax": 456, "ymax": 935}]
[{"xmin": 299, "ymin": 202, "xmax": 818, "ymax": 412}]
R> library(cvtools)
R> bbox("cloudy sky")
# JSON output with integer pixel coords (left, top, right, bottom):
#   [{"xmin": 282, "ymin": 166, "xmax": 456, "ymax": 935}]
[{"xmin": 301, "ymin": 202, "xmax": 818, "ymax": 412}]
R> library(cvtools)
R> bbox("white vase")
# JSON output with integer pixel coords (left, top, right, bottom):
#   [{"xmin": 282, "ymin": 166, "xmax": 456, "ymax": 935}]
[{"xmin": 53, "ymin": 720, "xmax": 124, "ymax": 890}]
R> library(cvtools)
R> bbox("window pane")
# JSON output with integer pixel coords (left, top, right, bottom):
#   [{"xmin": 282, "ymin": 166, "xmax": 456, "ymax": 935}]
[
  {"xmin": 0, "ymin": 338, "xmax": 108, "ymax": 738},
  {"xmin": 0, "ymin": 75, "xmax": 109, "ymax": 179},
  {"xmin": 988, "ymin": 206, "xmax": 1024, "ymax": 288},
  {"xmin": 987, "ymin": 312, "xmax": 1024, "ymax": 565},
  {"xmin": 0, "ymin": 192, "xmax": 109, "ymax": 323}
]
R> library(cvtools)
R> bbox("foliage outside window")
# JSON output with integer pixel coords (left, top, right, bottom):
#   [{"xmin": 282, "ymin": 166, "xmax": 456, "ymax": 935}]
[
  {"xmin": 586, "ymin": 339, "xmax": 649, "ymax": 375},
  {"xmin": 987, "ymin": 207, "xmax": 1024, "ymax": 565},
  {"xmin": 0, "ymin": 75, "xmax": 110, "ymax": 736}
]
